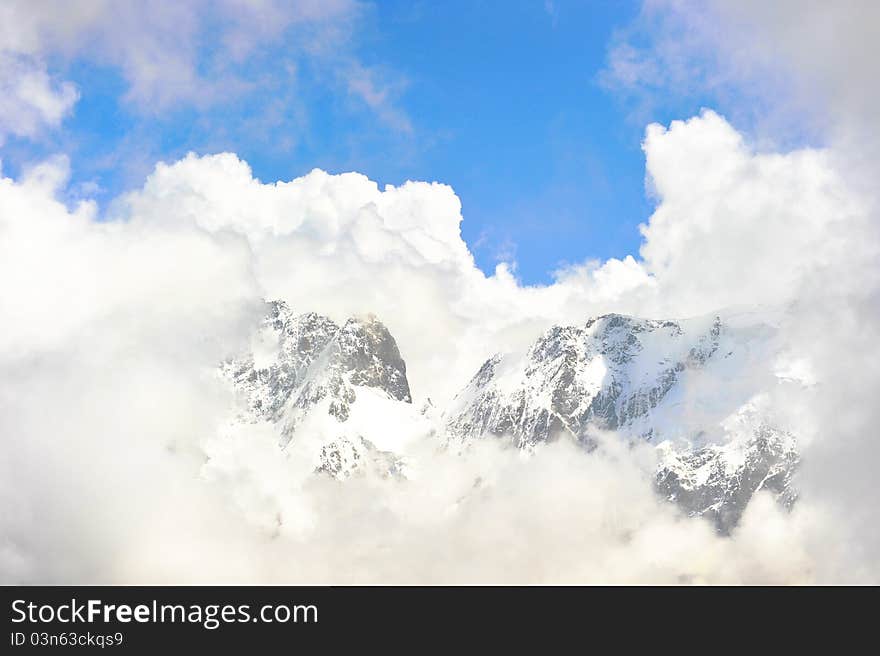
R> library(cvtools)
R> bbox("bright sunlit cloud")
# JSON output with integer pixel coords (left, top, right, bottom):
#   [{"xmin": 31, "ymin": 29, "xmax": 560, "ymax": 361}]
[{"xmin": 1, "ymin": 1, "xmax": 878, "ymax": 584}]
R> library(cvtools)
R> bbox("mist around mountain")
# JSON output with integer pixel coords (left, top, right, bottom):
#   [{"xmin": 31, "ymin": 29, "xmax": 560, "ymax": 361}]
[
  {"xmin": 4, "ymin": 104, "xmax": 878, "ymax": 584},
  {"xmin": 217, "ymin": 301, "xmax": 803, "ymax": 537}
]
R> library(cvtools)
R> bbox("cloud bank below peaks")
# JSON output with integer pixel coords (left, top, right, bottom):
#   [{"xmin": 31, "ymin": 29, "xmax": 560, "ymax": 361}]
[{"xmin": 1, "ymin": 109, "xmax": 876, "ymax": 582}]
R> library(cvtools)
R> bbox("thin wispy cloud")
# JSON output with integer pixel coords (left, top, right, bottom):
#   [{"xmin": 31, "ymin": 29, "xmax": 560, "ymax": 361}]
[{"xmin": 0, "ymin": 0, "xmax": 409, "ymax": 140}]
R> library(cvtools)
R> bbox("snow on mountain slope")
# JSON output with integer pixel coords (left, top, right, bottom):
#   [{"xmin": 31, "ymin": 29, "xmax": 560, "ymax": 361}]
[
  {"xmin": 220, "ymin": 300, "xmax": 431, "ymax": 480},
  {"xmin": 656, "ymin": 424, "xmax": 798, "ymax": 534},
  {"xmin": 218, "ymin": 302, "xmax": 799, "ymax": 532},
  {"xmin": 444, "ymin": 312, "xmax": 778, "ymax": 446},
  {"xmin": 443, "ymin": 310, "xmax": 798, "ymax": 530}
]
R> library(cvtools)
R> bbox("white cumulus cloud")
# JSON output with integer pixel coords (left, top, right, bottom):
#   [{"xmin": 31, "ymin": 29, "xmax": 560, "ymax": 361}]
[{"xmin": 2, "ymin": 103, "xmax": 878, "ymax": 582}]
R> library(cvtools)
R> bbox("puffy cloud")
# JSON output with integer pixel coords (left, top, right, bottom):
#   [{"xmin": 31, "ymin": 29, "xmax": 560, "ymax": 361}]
[
  {"xmin": 116, "ymin": 152, "xmax": 645, "ymax": 404},
  {"xmin": 0, "ymin": 154, "xmax": 269, "ymax": 582},
  {"xmin": 639, "ymin": 110, "xmax": 863, "ymax": 316},
  {"xmin": 4, "ymin": 0, "xmax": 880, "ymax": 585},
  {"xmin": 108, "ymin": 108, "xmax": 865, "ymax": 403},
  {"xmin": 0, "ymin": 155, "xmax": 260, "ymax": 358},
  {"xmin": 1, "ymin": 0, "xmax": 877, "ymax": 585},
  {"xmin": 601, "ymin": 0, "xmax": 880, "ymax": 583},
  {"xmin": 2, "ymin": 98, "xmax": 877, "ymax": 583}
]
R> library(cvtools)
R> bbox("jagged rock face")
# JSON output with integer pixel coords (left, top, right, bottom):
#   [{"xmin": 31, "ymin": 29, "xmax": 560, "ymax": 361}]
[
  {"xmin": 445, "ymin": 313, "xmax": 725, "ymax": 447},
  {"xmin": 316, "ymin": 436, "xmax": 408, "ymax": 480},
  {"xmin": 221, "ymin": 301, "xmax": 416, "ymax": 478},
  {"xmin": 222, "ymin": 304, "xmax": 799, "ymax": 532},
  {"xmin": 221, "ymin": 302, "xmax": 339, "ymax": 423},
  {"xmin": 326, "ymin": 317, "xmax": 412, "ymax": 404},
  {"xmin": 278, "ymin": 313, "xmax": 412, "ymax": 441},
  {"xmin": 656, "ymin": 426, "xmax": 798, "ymax": 534},
  {"xmin": 444, "ymin": 311, "xmax": 798, "ymax": 531}
]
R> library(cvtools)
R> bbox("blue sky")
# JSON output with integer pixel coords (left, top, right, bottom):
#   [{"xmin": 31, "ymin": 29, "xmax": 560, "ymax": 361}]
[{"xmin": 1, "ymin": 0, "xmax": 734, "ymax": 284}]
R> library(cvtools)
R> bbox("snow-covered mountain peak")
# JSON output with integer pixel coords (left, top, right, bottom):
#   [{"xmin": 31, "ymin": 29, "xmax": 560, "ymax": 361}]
[
  {"xmin": 218, "ymin": 302, "xmax": 798, "ymax": 531},
  {"xmin": 441, "ymin": 310, "xmax": 797, "ymax": 530},
  {"xmin": 330, "ymin": 314, "xmax": 412, "ymax": 404},
  {"xmin": 445, "ymin": 312, "xmax": 732, "ymax": 448},
  {"xmin": 220, "ymin": 301, "xmax": 426, "ymax": 480},
  {"xmin": 222, "ymin": 302, "xmax": 409, "ymax": 425}
]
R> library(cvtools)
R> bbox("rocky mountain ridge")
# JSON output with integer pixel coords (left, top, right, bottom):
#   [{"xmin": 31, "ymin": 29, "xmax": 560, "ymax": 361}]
[{"xmin": 220, "ymin": 301, "xmax": 798, "ymax": 532}]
